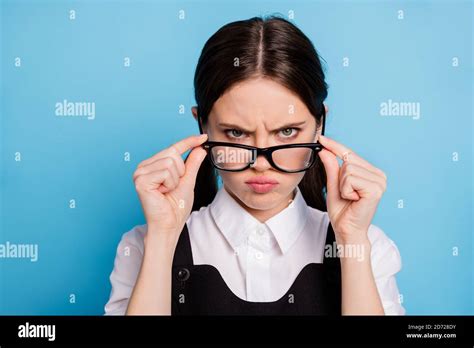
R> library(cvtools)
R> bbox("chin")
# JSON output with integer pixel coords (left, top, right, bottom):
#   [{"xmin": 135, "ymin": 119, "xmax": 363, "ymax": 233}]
[{"xmin": 238, "ymin": 189, "xmax": 284, "ymax": 210}]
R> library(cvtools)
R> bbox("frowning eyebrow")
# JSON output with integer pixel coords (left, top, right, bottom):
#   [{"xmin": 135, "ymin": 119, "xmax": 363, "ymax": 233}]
[{"xmin": 217, "ymin": 121, "xmax": 307, "ymax": 133}]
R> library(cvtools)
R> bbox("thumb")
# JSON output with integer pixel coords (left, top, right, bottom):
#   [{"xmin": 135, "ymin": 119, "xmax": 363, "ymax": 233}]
[
  {"xmin": 318, "ymin": 148, "xmax": 341, "ymax": 204},
  {"xmin": 181, "ymin": 145, "xmax": 208, "ymax": 189}
]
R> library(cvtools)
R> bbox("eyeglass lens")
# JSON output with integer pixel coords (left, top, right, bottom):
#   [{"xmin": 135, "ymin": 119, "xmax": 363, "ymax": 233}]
[{"xmin": 210, "ymin": 145, "xmax": 314, "ymax": 171}]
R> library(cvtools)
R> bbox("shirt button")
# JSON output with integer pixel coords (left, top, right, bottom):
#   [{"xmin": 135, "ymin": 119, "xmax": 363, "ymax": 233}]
[
  {"xmin": 176, "ymin": 268, "xmax": 190, "ymax": 281},
  {"xmin": 255, "ymin": 251, "xmax": 263, "ymax": 260}
]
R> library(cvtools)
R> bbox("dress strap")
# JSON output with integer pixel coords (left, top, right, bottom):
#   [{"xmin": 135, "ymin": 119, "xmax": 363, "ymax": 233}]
[
  {"xmin": 323, "ymin": 220, "xmax": 342, "ymax": 314},
  {"xmin": 172, "ymin": 223, "xmax": 194, "ymax": 266},
  {"xmin": 323, "ymin": 220, "xmax": 340, "ymax": 265}
]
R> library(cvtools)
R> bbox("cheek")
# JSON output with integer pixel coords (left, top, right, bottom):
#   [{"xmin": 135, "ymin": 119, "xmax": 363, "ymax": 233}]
[{"xmin": 218, "ymin": 171, "xmax": 246, "ymax": 194}]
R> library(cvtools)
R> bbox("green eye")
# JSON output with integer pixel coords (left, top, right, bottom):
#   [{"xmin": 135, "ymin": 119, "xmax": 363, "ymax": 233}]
[
  {"xmin": 232, "ymin": 130, "xmax": 243, "ymax": 137},
  {"xmin": 281, "ymin": 128, "xmax": 294, "ymax": 137},
  {"xmin": 226, "ymin": 129, "xmax": 244, "ymax": 138}
]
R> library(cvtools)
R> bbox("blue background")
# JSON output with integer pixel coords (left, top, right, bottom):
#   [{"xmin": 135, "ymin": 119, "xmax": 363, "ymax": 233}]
[{"xmin": 0, "ymin": 0, "xmax": 472, "ymax": 315}]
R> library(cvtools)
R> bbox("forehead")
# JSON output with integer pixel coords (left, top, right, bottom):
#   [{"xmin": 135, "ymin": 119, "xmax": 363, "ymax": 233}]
[{"xmin": 209, "ymin": 77, "xmax": 314, "ymax": 128}]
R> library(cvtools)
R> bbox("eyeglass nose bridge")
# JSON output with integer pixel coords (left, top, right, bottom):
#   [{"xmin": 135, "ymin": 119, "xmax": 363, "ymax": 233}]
[{"xmin": 249, "ymin": 147, "xmax": 273, "ymax": 168}]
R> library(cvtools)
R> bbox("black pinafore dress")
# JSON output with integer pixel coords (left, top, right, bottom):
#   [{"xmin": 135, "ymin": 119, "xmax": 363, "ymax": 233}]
[{"xmin": 171, "ymin": 221, "xmax": 341, "ymax": 315}]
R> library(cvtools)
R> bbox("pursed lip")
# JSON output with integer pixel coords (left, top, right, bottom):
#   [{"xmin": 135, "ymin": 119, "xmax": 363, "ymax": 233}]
[{"xmin": 245, "ymin": 176, "xmax": 279, "ymax": 185}]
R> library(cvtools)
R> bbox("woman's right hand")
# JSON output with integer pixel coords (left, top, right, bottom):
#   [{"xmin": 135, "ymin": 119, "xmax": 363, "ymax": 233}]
[{"xmin": 132, "ymin": 134, "xmax": 209, "ymax": 240}]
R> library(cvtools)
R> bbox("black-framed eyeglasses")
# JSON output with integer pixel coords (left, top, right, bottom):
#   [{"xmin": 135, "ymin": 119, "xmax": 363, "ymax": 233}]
[{"xmin": 198, "ymin": 105, "xmax": 326, "ymax": 173}]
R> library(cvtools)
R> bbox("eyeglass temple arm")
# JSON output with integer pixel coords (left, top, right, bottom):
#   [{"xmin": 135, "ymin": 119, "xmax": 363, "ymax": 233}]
[
  {"xmin": 198, "ymin": 115, "xmax": 204, "ymax": 135},
  {"xmin": 320, "ymin": 105, "xmax": 326, "ymax": 139}
]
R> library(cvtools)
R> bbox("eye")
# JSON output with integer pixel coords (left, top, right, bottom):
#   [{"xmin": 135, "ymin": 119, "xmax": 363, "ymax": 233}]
[
  {"xmin": 225, "ymin": 129, "xmax": 245, "ymax": 139},
  {"xmin": 279, "ymin": 127, "xmax": 299, "ymax": 138}
]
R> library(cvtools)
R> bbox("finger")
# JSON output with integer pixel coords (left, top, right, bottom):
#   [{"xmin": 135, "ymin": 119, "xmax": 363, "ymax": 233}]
[
  {"xmin": 138, "ymin": 134, "xmax": 208, "ymax": 168},
  {"xmin": 157, "ymin": 171, "xmax": 179, "ymax": 193},
  {"xmin": 170, "ymin": 133, "xmax": 208, "ymax": 156},
  {"xmin": 134, "ymin": 157, "xmax": 177, "ymax": 182},
  {"xmin": 318, "ymin": 135, "xmax": 352, "ymax": 159},
  {"xmin": 133, "ymin": 155, "xmax": 185, "ymax": 181},
  {"xmin": 180, "ymin": 145, "xmax": 208, "ymax": 188},
  {"xmin": 340, "ymin": 173, "xmax": 385, "ymax": 201},
  {"xmin": 317, "ymin": 148, "xmax": 342, "ymax": 204},
  {"xmin": 155, "ymin": 168, "xmax": 179, "ymax": 193},
  {"xmin": 157, "ymin": 162, "xmax": 180, "ymax": 193},
  {"xmin": 134, "ymin": 168, "xmax": 178, "ymax": 194},
  {"xmin": 340, "ymin": 162, "xmax": 386, "ymax": 193},
  {"xmin": 318, "ymin": 135, "xmax": 386, "ymax": 178}
]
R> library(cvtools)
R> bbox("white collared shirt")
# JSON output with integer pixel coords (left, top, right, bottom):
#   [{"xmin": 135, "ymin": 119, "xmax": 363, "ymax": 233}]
[{"xmin": 105, "ymin": 185, "xmax": 406, "ymax": 315}]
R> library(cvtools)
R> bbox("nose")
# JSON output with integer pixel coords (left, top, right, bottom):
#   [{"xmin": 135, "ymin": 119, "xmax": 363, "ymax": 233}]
[
  {"xmin": 250, "ymin": 155, "xmax": 272, "ymax": 171},
  {"xmin": 249, "ymin": 135, "xmax": 273, "ymax": 171},
  {"xmin": 250, "ymin": 152, "xmax": 272, "ymax": 172}
]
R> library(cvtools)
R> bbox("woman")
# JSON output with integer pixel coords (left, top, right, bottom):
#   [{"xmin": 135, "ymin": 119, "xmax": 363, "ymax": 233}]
[{"xmin": 105, "ymin": 15, "xmax": 405, "ymax": 315}]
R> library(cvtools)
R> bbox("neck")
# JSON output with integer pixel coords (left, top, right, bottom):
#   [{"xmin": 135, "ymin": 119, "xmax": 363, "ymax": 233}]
[{"xmin": 226, "ymin": 186, "xmax": 296, "ymax": 223}]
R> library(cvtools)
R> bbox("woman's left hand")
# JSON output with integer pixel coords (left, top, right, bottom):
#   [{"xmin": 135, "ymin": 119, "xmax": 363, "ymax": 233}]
[{"xmin": 317, "ymin": 135, "xmax": 387, "ymax": 244}]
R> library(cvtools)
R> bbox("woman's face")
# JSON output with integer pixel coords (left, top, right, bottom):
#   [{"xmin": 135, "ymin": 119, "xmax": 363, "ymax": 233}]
[{"xmin": 193, "ymin": 77, "xmax": 324, "ymax": 214}]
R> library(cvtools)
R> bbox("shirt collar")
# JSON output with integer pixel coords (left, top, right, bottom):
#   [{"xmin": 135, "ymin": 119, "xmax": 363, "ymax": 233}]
[{"xmin": 209, "ymin": 185, "xmax": 309, "ymax": 254}]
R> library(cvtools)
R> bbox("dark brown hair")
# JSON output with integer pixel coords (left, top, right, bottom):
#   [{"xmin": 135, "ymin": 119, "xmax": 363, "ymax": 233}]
[{"xmin": 190, "ymin": 15, "xmax": 328, "ymax": 212}]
